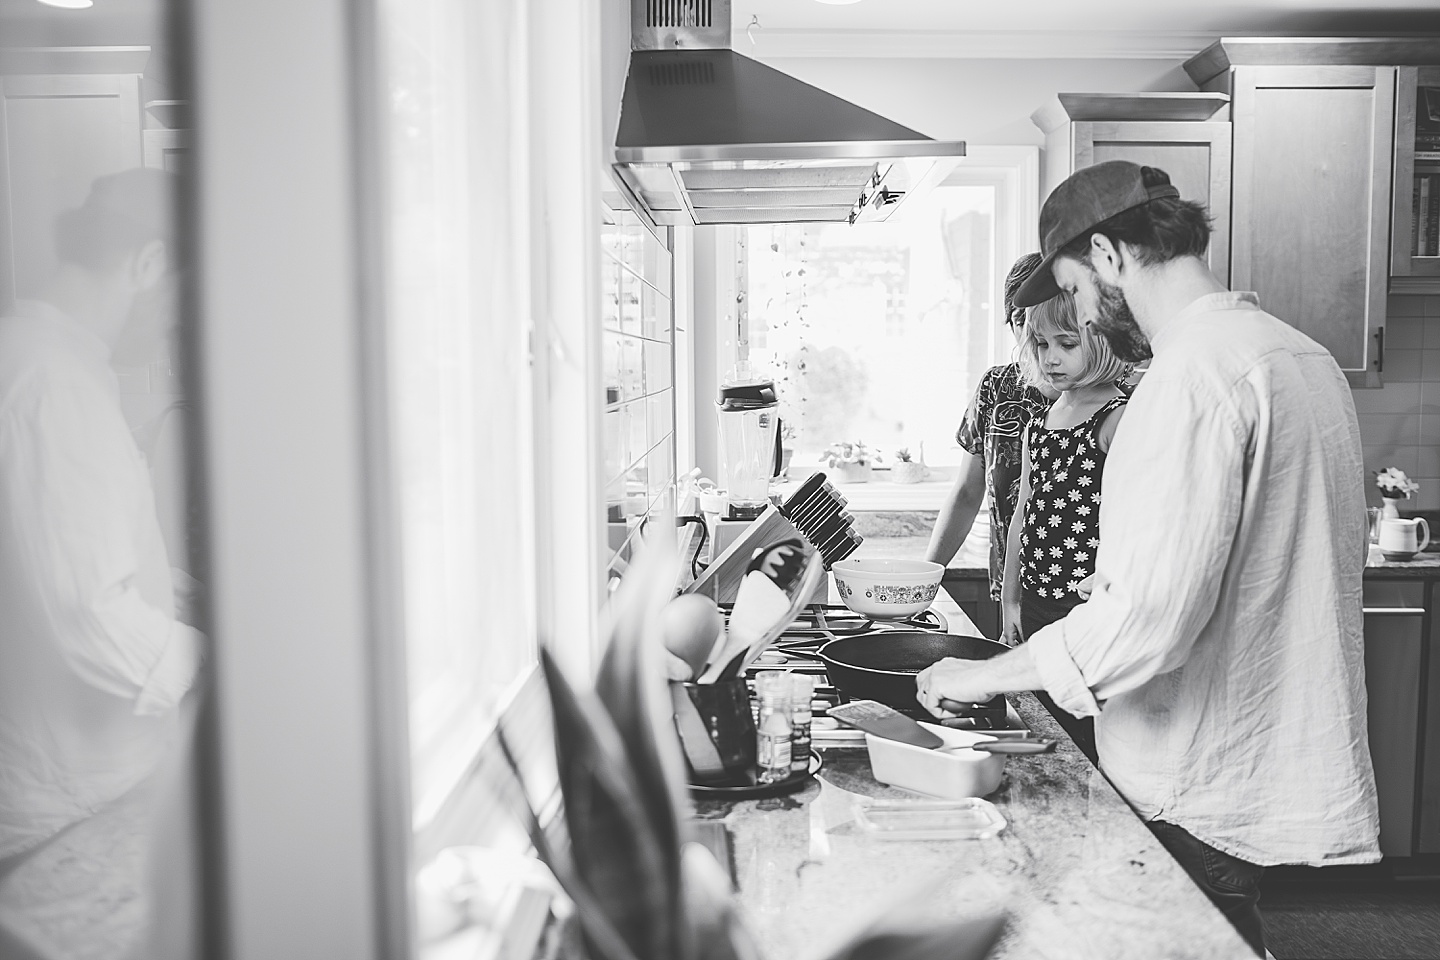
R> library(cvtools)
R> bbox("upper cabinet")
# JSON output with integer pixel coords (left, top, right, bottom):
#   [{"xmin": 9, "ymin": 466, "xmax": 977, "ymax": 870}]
[
  {"xmin": 0, "ymin": 47, "xmax": 150, "ymax": 314},
  {"xmin": 1228, "ymin": 64, "xmax": 1393, "ymax": 380},
  {"xmin": 1186, "ymin": 38, "xmax": 1440, "ymax": 387},
  {"xmin": 1033, "ymin": 93, "xmax": 1232, "ymax": 286},
  {"xmin": 1393, "ymin": 67, "xmax": 1440, "ymax": 286}
]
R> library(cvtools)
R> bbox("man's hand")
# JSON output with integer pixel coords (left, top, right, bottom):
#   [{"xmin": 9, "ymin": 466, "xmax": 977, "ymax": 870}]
[{"xmin": 915, "ymin": 657, "xmax": 995, "ymax": 718}]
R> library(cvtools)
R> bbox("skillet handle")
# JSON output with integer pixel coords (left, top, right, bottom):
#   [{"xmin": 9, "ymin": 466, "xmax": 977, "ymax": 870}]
[{"xmin": 970, "ymin": 739, "xmax": 1056, "ymax": 755}]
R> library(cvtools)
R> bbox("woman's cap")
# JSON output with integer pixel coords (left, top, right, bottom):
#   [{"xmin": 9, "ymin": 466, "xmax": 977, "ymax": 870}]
[
  {"xmin": 1003, "ymin": 252, "xmax": 1043, "ymax": 321},
  {"xmin": 1014, "ymin": 160, "xmax": 1179, "ymax": 308}
]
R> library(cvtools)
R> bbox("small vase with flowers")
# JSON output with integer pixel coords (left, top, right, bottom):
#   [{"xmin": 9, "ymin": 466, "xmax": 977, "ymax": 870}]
[{"xmin": 1376, "ymin": 466, "xmax": 1420, "ymax": 519}]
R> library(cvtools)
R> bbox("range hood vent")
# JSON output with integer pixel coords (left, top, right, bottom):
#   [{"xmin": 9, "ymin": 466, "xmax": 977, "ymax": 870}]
[
  {"xmin": 643, "ymin": 0, "xmax": 716, "ymax": 30},
  {"xmin": 614, "ymin": 1, "xmax": 964, "ymax": 227}
]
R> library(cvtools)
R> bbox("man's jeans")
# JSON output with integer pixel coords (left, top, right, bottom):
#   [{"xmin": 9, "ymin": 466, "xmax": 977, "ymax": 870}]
[{"xmin": 1148, "ymin": 820, "xmax": 1266, "ymax": 958}]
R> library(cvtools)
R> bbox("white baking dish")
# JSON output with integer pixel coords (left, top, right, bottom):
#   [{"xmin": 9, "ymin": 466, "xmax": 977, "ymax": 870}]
[{"xmin": 864, "ymin": 722, "xmax": 1006, "ymax": 799}]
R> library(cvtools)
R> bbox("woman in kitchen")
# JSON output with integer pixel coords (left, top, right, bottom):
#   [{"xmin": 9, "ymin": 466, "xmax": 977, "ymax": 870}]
[{"xmin": 924, "ymin": 254, "xmax": 1058, "ymax": 610}]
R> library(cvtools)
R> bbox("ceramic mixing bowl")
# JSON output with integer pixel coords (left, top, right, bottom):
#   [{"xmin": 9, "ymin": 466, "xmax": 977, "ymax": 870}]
[{"xmin": 831, "ymin": 557, "xmax": 944, "ymax": 620}]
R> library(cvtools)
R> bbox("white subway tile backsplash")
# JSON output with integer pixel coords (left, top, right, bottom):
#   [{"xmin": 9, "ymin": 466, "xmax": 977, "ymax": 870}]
[
  {"xmin": 1388, "ymin": 315, "xmax": 1425, "ymax": 349},
  {"xmin": 1386, "ymin": 347, "xmax": 1424, "ymax": 381},
  {"xmin": 1364, "ymin": 444, "xmax": 1420, "ymax": 480},
  {"xmin": 1388, "ymin": 295, "xmax": 1426, "ymax": 317},
  {"xmin": 1352, "ymin": 380, "xmax": 1421, "ymax": 414},
  {"xmin": 1416, "ymin": 479, "xmax": 1440, "ymax": 511},
  {"xmin": 1357, "ymin": 298, "xmax": 1438, "ymax": 489},
  {"xmin": 1418, "ymin": 443, "xmax": 1440, "ymax": 478},
  {"xmin": 1361, "ymin": 412, "xmax": 1422, "ymax": 447}
]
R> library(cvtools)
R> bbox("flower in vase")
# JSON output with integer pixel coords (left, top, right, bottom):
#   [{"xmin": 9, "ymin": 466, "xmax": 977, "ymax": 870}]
[{"xmin": 1376, "ymin": 467, "xmax": 1420, "ymax": 500}]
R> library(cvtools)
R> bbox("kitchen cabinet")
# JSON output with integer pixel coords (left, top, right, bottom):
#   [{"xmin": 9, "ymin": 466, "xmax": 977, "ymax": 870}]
[
  {"xmin": 1392, "ymin": 67, "xmax": 1440, "ymax": 291},
  {"xmin": 1032, "ymin": 93, "xmax": 1232, "ymax": 285},
  {"xmin": 142, "ymin": 101, "xmax": 190, "ymax": 174},
  {"xmin": 0, "ymin": 48, "xmax": 149, "ymax": 314},
  {"xmin": 1186, "ymin": 40, "xmax": 1440, "ymax": 387},
  {"xmin": 1227, "ymin": 64, "xmax": 1393, "ymax": 383},
  {"xmin": 1362, "ymin": 580, "xmax": 1426, "ymax": 858},
  {"xmin": 1421, "ymin": 575, "xmax": 1440, "ymax": 855}
]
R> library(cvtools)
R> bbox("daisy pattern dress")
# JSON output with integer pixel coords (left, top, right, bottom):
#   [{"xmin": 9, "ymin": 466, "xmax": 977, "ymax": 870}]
[{"xmin": 1018, "ymin": 395, "xmax": 1128, "ymax": 605}]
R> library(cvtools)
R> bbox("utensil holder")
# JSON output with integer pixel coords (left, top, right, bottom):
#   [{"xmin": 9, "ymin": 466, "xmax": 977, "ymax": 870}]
[{"xmin": 670, "ymin": 678, "xmax": 757, "ymax": 787}]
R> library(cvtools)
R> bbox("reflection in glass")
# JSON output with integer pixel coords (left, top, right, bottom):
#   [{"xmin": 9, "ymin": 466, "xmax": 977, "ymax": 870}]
[
  {"xmin": 0, "ymin": 39, "xmax": 203, "ymax": 958},
  {"xmin": 746, "ymin": 185, "xmax": 998, "ymax": 471}
]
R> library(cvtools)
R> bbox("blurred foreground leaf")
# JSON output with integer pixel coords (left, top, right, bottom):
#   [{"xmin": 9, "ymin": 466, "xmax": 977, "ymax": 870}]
[
  {"xmin": 592, "ymin": 534, "xmax": 692, "ymax": 959},
  {"xmin": 821, "ymin": 913, "xmax": 1006, "ymax": 960},
  {"xmin": 541, "ymin": 649, "xmax": 672, "ymax": 960}
]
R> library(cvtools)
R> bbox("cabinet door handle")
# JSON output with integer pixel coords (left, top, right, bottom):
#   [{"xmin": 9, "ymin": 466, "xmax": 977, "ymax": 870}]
[
  {"xmin": 1374, "ymin": 326, "xmax": 1384, "ymax": 372},
  {"xmin": 1363, "ymin": 607, "xmax": 1425, "ymax": 616}
]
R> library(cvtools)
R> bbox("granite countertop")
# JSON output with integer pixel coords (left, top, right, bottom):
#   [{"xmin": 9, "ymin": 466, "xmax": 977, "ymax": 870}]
[
  {"xmin": 1361, "ymin": 550, "xmax": 1440, "ymax": 578},
  {"xmin": 852, "ymin": 534, "xmax": 1440, "ymax": 580},
  {"xmin": 693, "ymin": 694, "xmax": 1253, "ymax": 960}
]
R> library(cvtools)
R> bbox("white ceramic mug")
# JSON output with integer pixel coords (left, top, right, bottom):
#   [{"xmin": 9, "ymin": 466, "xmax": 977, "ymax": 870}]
[{"xmin": 1379, "ymin": 517, "xmax": 1430, "ymax": 556}]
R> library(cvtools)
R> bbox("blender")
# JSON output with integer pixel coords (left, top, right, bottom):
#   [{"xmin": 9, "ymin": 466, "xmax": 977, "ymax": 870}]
[{"xmin": 716, "ymin": 366, "xmax": 782, "ymax": 521}]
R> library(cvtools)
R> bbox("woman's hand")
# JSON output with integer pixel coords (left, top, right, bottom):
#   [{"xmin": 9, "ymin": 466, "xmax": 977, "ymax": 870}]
[
  {"xmin": 1075, "ymin": 574, "xmax": 1095, "ymax": 600},
  {"xmin": 1001, "ymin": 598, "xmax": 1023, "ymax": 646},
  {"xmin": 916, "ymin": 657, "xmax": 994, "ymax": 717}
]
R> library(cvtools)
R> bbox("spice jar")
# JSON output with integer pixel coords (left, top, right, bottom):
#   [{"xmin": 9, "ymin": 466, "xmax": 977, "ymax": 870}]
[
  {"xmin": 789, "ymin": 674, "xmax": 814, "ymax": 774},
  {"xmin": 754, "ymin": 672, "xmax": 793, "ymax": 784}
]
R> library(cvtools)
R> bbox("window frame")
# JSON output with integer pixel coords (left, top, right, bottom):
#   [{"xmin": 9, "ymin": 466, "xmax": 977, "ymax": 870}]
[{"xmin": 735, "ymin": 145, "xmax": 1039, "ymax": 512}]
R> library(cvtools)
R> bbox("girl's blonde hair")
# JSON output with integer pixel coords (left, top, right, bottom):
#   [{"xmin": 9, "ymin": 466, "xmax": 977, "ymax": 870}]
[{"xmin": 1016, "ymin": 291, "xmax": 1131, "ymax": 390}]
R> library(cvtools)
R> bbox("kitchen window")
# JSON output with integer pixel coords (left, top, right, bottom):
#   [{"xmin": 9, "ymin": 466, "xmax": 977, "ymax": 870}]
[{"xmin": 737, "ymin": 146, "xmax": 1038, "ymax": 507}]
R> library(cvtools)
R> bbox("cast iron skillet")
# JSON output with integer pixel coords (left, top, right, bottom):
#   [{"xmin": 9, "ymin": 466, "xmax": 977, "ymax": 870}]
[{"xmin": 816, "ymin": 631, "xmax": 1010, "ymax": 720}]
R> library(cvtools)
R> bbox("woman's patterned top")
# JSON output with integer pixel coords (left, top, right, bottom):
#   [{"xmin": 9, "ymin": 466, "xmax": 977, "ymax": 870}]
[
  {"xmin": 1018, "ymin": 395, "xmax": 1128, "ymax": 602},
  {"xmin": 956, "ymin": 362, "xmax": 1052, "ymax": 600}
]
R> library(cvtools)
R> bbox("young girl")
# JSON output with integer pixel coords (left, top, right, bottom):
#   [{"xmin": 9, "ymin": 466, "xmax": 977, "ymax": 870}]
[
  {"xmin": 1000, "ymin": 292, "xmax": 1129, "ymax": 761},
  {"xmin": 1002, "ymin": 291, "xmax": 1130, "ymax": 646}
]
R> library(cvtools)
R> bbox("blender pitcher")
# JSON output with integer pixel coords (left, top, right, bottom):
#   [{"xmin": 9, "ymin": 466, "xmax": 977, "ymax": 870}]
[{"xmin": 717, "ymin": 371, "xmax": 780, "ymax": 520}]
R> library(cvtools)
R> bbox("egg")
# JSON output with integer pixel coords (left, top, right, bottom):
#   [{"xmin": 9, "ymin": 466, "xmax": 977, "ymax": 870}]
[{"xmin": 660, "ymin": 593, "xmax": 723, "ymax": 681}]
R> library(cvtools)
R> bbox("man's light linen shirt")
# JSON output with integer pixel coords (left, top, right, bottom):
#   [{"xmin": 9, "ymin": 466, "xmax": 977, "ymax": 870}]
[
  {"xmin": 1029, "ymin": 291, "xmax": 1380, "ymax": 866},
  {"xmin": 0, "ymin": 301, "xmax": 202, "ymax": 857}
]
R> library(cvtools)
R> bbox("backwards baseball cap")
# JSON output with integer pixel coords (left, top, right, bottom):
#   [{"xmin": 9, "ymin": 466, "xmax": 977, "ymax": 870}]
[
  {"xmin": 56, "ymin": 167, "xmax": 177, "ymax": 270},
  {"xmin": 1013, "ymin": 160, "xmax": 1179, "ymax": 308},
  {"xmin": 79, "ymin": 167, "xmax": 175, "ymax": 238}
]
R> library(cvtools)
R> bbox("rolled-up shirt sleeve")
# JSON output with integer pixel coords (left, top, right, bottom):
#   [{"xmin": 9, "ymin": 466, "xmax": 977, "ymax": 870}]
[
  {"xmin": 2, "ymin": 361, "xmax": 202, "ymax": 716},
  {"xmin": 1027, "ymin": 368, "xmax": 1247, "ymax": 717}
]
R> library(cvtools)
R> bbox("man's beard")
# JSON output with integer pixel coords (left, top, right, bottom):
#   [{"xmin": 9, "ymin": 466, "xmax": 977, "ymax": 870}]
[{"xmin": 1086, "ymin": 268, "xmax": 1152, "ymax": 363}]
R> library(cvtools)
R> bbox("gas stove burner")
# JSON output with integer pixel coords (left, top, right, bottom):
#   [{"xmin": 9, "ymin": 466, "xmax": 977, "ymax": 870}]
[
  {"xmin": 739, "ymin": 603, "xmax": 952, "ymax": 673},
  {"xmin": 764, "ymin": 603, "xmax": 948, "ymax": 639}
]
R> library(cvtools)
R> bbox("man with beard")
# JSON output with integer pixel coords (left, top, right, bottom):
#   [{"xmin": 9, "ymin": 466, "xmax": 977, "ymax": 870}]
[
  {"xmin": 914, "ymin": 161, "xmax": 1379, "ymax": 958},
  {"xmin": 0, "ymin": 168, "xmax": 203, "ymax": 958}
]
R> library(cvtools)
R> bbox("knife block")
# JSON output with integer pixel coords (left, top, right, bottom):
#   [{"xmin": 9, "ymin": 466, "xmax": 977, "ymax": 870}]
[{"xmin": 686, "ymin": 504, "xmax": 822, "ymax": 606}]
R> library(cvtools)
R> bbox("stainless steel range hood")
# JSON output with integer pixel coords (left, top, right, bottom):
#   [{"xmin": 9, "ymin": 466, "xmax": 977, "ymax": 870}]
[{"xmin": 612, "ymin": 1, "xmax": 965, "ymax": 227}]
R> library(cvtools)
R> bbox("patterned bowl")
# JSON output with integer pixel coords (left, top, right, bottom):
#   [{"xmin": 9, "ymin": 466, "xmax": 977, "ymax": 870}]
[{"xmin": 831, "ymin": 558, "xmax": 945, "ymax": 620}]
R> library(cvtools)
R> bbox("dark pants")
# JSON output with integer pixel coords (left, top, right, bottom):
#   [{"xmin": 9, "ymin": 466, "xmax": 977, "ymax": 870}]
[
  {"xmin": 1148, "ymin": 820, "xmax": 1266, "ymax": 958},
  {"xmin": 1020, "ymin": 590, "xmax": 1097, "ymax": 763}
]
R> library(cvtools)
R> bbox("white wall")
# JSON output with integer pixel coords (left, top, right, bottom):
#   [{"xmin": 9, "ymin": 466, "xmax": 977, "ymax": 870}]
[{"xmin": 758, "ymin": 56, "xmax": 1199, "ymax": 145}]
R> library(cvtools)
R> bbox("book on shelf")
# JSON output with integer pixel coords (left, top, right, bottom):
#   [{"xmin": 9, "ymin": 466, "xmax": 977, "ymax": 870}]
[
  {"xmin": 1419, "ymin": 151, "xmax": 1440, "ymax": 163},
  {"xmin": 1431, "ymin": 179, "xmax": 1440, "ymax": 258},
  {"xmin": 1421, "ymin": 176, "xmax": 1432, "ymax": 257},
  {"xmin": 1417, "ymin": 177, "xmax": 1424, "ymax": 256}
]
